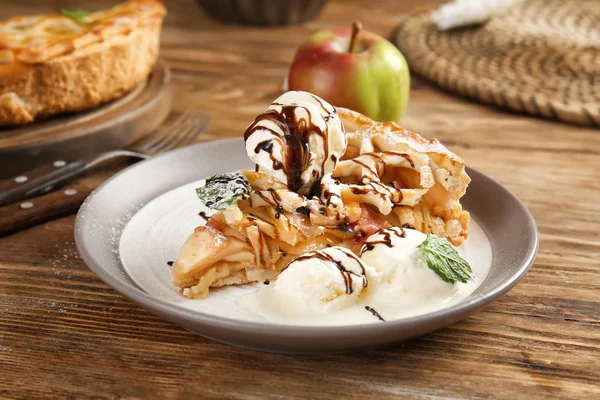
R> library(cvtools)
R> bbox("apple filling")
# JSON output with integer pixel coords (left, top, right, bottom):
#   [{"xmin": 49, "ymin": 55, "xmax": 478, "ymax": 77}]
[{"xmin": 173, "ymin": 95, "xmax": 470, "ymax": 299}]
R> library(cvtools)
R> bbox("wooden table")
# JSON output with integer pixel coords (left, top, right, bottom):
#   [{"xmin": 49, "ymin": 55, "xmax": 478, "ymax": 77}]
[{"xmin": 1, "ymin": 1, "xmax": 598, "ymax": 398}]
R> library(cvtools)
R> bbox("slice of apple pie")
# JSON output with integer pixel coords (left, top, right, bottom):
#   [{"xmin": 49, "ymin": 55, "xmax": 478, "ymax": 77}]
[{"xmin": 173, "ymin": 91, "xmax": 470, "ymax": 298}]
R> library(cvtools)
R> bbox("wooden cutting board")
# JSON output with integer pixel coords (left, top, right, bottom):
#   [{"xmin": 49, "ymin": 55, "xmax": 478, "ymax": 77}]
[{"xmin": 0, "ymin": 60, "xmax": 172, "ymax": 178}]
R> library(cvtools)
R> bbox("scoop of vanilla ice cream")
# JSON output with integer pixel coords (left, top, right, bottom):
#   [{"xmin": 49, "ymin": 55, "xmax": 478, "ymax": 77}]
[
  {"xmin": 244, "ymin": 91, "xmax": 346, "ymax": 195},
  {"xmin": 273, "ymin": 246, "xmax": 378, "ymax": 313},
  {"xmin": 360, "ymin": 227, "xmax": 464, "ymax": 304}
]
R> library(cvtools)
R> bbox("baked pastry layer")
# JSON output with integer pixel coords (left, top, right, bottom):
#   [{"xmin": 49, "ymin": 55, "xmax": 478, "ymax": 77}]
[
  {"xmin": 173, "ymin": 106, "xmax": 471, "ymax": 298},
  {"xmin": 0, "ymin": 0, "xmax": 166, "ymax": 126}
]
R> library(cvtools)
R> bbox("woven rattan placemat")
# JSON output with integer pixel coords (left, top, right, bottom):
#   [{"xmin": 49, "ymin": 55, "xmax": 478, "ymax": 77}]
[{"xmin": 393, "ymin": 0, "xmax": 600, "ymax": 127}]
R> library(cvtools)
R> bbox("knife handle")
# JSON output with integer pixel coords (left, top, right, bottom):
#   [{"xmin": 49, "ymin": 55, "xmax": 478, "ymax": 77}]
[
  {"xmin": 0, "ymin": 182, "xmax": 93, "ymax": 237},
  {"xmin": 0, "ymin": 160, "xmax": 87, "ymax": 207}
]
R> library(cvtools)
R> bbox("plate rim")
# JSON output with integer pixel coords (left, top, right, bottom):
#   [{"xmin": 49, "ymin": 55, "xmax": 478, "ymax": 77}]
[{"xmin": 75, "ymin": 138, "xmax": 539, "ymax": 337}]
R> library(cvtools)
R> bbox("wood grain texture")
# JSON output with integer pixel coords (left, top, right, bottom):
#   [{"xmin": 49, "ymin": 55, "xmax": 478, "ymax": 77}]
[
  {"xmin": 0, "ymin": 0, "xmax": 599, "ymax": 399},
  {"xmin": 0, "ymin": 182, "xmax": 93, "ymax": 237}
]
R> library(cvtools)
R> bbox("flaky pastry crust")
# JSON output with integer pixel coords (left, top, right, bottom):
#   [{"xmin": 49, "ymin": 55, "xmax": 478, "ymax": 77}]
[
  {"xmin": 336, "ymin": 108, "xmax": 470, "ymax": 245},
  {"xmin": 173, "ymin": 108, "xmax": 472, "ymax": 299},
  {"xmin": 0, "ymin": 0, "xmax": 166, "ymax": 126}
]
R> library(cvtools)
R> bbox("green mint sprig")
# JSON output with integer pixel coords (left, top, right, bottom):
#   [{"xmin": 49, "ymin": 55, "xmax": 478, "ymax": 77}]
[
  {"xmin": 60, "ymin": 9, "xmax": 90, "ymax": 25},
  {"xmin": 418, "ymin": 234, "xmax": 473, "ymax": 284},
  {"xmin": 196, "ymin": 173, "xmax": 251, "ymax": 211}
]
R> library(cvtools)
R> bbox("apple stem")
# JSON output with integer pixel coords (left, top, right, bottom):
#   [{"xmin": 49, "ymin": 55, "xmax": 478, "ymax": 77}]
[{"xmin": 349, "ymin": 21, "xmax": 362, "ymax": 54}]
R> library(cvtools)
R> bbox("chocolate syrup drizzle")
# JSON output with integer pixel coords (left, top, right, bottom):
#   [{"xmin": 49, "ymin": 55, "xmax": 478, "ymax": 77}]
[
  {"xmin": 244, "ymin": 94, "xmax": 339, "ymax": 197},
  {"xmin": 254, "ymin": 188, "xmax": 283, "ymax": 217},
  {"xmin": 361, "ymin": 227, "xmax": 406, "ymax": 253},
  {"xmin": 292, "ymin": 249, "xmax": 368, "ymax": 294},
  {"xmin": 365, "ymin": 306, "xmax": 386, "ymax": 321},
  {"xmin": 202, "ymin": 174, "xmax": 250, "ymax": 209},
  {"xmin": 349, "ymin": 181, "xmax": 404, "ymax": 204},
  {"xmin": 254, "ymin": 140, "xmax": 273, "ymax": 154},
  {"xmin": 344, "ymin": 152, "xmax": 414, "ymax": 205},
  {"xmin": 243, "ymin": 95, "xmax": 417, "ymax": 242},
  {"xmin": 336, "ymin": 222, "xmax": 356, "ymax": 234}
]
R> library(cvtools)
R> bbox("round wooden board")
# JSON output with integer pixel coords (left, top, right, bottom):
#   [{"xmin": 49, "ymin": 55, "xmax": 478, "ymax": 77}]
[{"xmin": 0, "ymin": 60, "xmax": 172, "ymax": 178}]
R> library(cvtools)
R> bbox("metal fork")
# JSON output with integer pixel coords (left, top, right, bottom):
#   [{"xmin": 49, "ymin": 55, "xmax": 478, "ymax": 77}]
[{"xmin": 0, "ymin": 110, "xmax": 210, "ymax": 207}]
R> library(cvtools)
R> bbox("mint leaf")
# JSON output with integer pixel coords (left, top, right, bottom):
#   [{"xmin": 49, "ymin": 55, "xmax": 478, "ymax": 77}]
[
  {"xmin": 417, "ymin": 234, "xmax": 473, "ymax": 284},
  {"xmin": 60, "ymin": 9, "xmax": 90, "ymax": 24},
  {"xmin": 196, "ymin": 173, "xmax": 250, "ymax": 211}
]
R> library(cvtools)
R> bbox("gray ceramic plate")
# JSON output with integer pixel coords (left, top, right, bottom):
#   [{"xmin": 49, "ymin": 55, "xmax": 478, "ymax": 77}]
[{"xmin": 75, "ymin": 139, "xmax": 538, "ymax": 353}]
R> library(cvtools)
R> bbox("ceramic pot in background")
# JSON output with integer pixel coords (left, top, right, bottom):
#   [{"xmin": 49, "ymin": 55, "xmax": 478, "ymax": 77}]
[{"xmin": 195, "ymin": 0, "xmax": 329, "ymax": 26}]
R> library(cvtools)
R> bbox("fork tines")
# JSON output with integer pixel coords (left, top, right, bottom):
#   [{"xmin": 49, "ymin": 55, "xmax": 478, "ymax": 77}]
[{"xmin": 133, "ymin": 109, "xmax": 210, "ymax": 155}]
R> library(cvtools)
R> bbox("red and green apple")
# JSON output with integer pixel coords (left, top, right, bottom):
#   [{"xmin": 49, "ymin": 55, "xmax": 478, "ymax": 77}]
[{"xmin": 288, "ymin": 22, "xmax": 410, "ymax": 122}]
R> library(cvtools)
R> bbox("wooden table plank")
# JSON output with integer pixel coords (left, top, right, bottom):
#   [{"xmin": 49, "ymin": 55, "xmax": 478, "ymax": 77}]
[{"xmin": 1, "ymin": 0, "xmax": 599, "ymax": 399}]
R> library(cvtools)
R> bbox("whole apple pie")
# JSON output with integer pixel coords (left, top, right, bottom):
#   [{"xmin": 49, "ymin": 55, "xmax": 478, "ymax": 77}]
[
  {"xmin": 172, "ymin": 91, "xmax": 471, "ymax": 299},
  {"xmin": 0, "ymin": 0, "xmax": 166, "ymax": 126}
]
